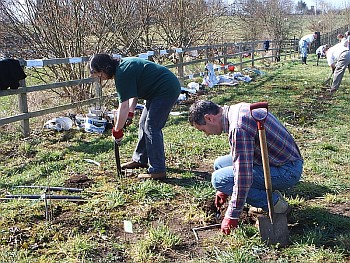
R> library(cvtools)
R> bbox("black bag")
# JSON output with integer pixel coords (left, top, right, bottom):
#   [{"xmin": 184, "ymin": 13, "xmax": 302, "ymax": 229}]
[
  {"xmin": 263, "ymin": 40, "xmax": 270, "ymax": 51},
  {"xmin": 0, "ymin": 58, "xmax": 27, "ymax": 90}
]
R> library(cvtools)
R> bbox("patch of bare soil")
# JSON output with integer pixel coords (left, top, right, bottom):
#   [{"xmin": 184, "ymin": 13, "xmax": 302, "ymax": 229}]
[
  {"xmin": 106, "ymin": 190, "xmax": 260, "ymax": 261},
  {"xmin": 308, "ymin": 198, "xmax": 350, "ymax": 217},
  {"xmin": 326, "ymin": 202, "xmax": 350, "ymax": 217},
  {"xmin": 64, "ymin": 174, "xmax": 93, "ymax": 189}
]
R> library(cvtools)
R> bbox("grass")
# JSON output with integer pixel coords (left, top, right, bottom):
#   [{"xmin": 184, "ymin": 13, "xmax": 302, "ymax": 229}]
[{"xmin": 0, "ymin": 54, "xmax": 350, "ymax": 262}]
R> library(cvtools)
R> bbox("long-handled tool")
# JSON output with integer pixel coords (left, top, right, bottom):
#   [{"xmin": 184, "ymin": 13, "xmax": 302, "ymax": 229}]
[
  {"xmin": 322, "ymin": 69, "xmax": 334, "ymax": 87},
  {"xmin": 114, "ymin": 112, "xmax": 122, "ymax": 176},
  {"xmin": 250, "ymin": 102, "xmax": 290, "ymax": 247}
]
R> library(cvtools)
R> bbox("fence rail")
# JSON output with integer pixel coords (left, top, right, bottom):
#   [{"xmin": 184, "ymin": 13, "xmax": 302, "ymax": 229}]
[
  {"xmin": 320, "ymin": 25, "xmax": 350, "ymax": 48},
  {"xmin": 0, "ymin": 39, "xmax": 299, "ymax": 137}
]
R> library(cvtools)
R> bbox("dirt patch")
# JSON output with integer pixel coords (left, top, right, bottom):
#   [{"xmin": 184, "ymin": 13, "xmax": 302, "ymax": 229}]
[
  {"xmin": 308, "ymin": 199, "xmax": 350, "ymax": 217},
  {"xmin": 326, "ymin": 202, "xmax": 350, "ymax": 217},
  {"xmin": 64, "ymin": 174, "xmax": 93, "ymax": 189}
]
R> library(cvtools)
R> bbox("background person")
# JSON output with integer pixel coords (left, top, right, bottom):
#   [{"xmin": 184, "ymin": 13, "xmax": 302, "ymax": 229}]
[
  {"xmin": 316, "ymin": 44, "xmax": 329, "ymax": 66},
  {"xmin": 188, "ymin": 100, "xmax": 303, "ymax": 235},
  {"xmin": 337, "ymin": 34, "xmax": 344, "ymax": 43},
  {"xmin": 342, "ymin": 31, "xmax": 350, "ymax": 49},
  {"xmin": 89, "ymin": 54, "xmax": 181, "ymax": 179},
  {"xmin": 326, "ymin": 41, "xmax": 350, "ymax": 94},
  {"xmin": 316, "ymin": 44, "xmax": 329, "ymax": 59},
  {"xmin": 299, "ymin": 32, "xmax": 318, "ymax": 65}
]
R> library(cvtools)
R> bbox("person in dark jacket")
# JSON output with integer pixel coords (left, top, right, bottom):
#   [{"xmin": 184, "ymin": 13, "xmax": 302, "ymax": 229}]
[{"xmin": 89, "ymin": 54, "xmax": 181, "ymax": 179}]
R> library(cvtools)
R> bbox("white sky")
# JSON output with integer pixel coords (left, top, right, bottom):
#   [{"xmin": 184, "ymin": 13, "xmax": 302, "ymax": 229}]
[
  {"xmin": 225, "ymin": 0, "xmax": 350, "ymax": 9},
  {"xmin": 293, "ymin": 0, "xmax": 349, "ymax": 9}
]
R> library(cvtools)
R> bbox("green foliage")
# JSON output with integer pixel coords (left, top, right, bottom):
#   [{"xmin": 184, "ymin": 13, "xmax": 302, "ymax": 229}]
[
  {"xmin": 188, "ymin": 181, "xmax": 215, "ymax": 202},
  {"xmin": 129, "ymin": 223, "xmax": 181, "ymax": 262},
  {"xmin": 130, "ymin": 180, "xmax": 177, "ymax": 204}
]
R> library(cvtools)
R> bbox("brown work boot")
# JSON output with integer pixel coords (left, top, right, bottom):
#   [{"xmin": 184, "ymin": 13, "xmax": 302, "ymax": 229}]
[
  {"xmin": 249, "ymin": 191, "xmax": 291, "ymax": 215},
  {"xmin": 274, "ymin": 191, "xmax": 291, "ymax": 214},
  {"xmin": 248, "ymin": 206, "xmax": 264, "ymax": 214},
  {"xmin": 137, "ymin": 172, "xmax": 166, "ymax": 180},
  {"xmin": 121, "ymin": 161, "xmax": 148, "ymax": 170}
]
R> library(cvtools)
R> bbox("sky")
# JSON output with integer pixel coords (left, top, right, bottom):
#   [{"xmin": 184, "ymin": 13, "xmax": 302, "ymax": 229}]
[
  {"xmin": 293, "ymin": 0, "xmax": 348, "ymax": 9},
  {"xmin": 225, "ymin": 0, "xmax": 349, "ymax": 9}
]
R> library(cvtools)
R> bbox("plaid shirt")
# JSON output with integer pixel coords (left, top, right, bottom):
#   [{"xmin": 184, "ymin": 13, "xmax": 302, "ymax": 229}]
[{"xmin": 222, "ymin": 103, "xmax": 302, "ymax": 219}]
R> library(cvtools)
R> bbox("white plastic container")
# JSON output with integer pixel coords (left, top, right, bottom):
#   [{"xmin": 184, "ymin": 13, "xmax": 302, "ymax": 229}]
[{"xmin": 84, "ymin": 117, "xmax": 107, "ymax": 134}]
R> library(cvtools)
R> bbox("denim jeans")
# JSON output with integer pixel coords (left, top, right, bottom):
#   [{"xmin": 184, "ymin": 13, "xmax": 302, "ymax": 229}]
[
  {"xmin": 132, "ymin": 96, "xmax": 179, "ymax": 174},
  {"xmin": 299, "ymin": 40, "xmax": 308, "ymax": 58},
  {"xmin": 212, "ymin": 154, "xmax": 303, "ymax": 210}
]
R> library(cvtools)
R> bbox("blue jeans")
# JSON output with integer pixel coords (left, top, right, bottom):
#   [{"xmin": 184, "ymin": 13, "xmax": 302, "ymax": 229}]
[
  {"xmin": 132, "ymin": 96, "xmax": 179, "ymax": 174},
  {"xmin": 299, "ymin": 40, "xmax": 308, "ymax": 58},
  {"xmin": 212, "ymin": 154, "xmax": 303, "ymax": 210}
]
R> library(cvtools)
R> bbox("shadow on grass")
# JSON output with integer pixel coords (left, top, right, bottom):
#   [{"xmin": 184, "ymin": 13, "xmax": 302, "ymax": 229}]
[
  {"xmin": 285, "ymin": 181, "xmax": 334, "ymax": 200},
  {"xmin": 68, "ymin": 138, "xmax": 112, "ymax": 155},
  {"xmin": 67, "ymin": 133, "xmax": 137, "ymax": 155},
  {"xmin": 167, "ymin": 114, "xmax": 189, "ymax": 126},
  {"xmin": 0, "ymin": 172, "xmax": 42, "ymax": 190},
  {"xmin": 290, "ymin": 206, "xmax": 350, "ymax": 251},
  {"xmin": 165, "ymin": 167, "xmax": 211, "ymax": 188}
]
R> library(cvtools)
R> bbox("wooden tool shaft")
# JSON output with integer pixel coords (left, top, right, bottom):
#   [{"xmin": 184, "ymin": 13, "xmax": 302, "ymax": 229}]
[{"xmin": 258, "ymin": 128, "xmax": 274, "ymax": 224}]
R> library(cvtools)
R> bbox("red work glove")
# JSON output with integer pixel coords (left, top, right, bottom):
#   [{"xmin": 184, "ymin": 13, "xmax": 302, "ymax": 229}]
[
  {"xmin": 215, "ymin": 191, "xmax": 228, "ymax": 210},
  {"xmin": 221, "ymin": 217, "xmax": 238, "ymax": 235},
  {"xmin": 112, "ymin": 128, "xmax": 123, "ymax": 145},
  {"xmin": 124, "ymin": 112, "xmax": 134, "ymax": 127}
]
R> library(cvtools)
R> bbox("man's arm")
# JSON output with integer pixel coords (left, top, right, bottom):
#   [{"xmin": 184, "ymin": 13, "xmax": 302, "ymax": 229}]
[
  {"xmin": 128, "ymin": 97, "xmax": 138, "ymax": 113},
  {"xmin": 115, "ymin": 100, "xmax": 130, "ymax": 131},
  {"xmin": 225, "ymin": 129, "xmax": 255, "ymax": 219}
]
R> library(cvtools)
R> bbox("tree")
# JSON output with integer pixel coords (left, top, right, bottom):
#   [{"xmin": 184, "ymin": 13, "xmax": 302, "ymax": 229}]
[
  {"xmin": 296, "ymin": 0, "xmax": 307, "ymax": 14},
  {"xmin": 232, "ymin": 0, "xmax": 300, "ymax": 41},
  {"xmin": 153, "ymin": 0, "xmax": 227, "ymax": 48},
  {"xmin": 0, "ymin": 0, "xmax": 227, "ymax": 103},
  {"xmin": 0, "ymin": 0, "xmax": 105, "ymax": 102}
]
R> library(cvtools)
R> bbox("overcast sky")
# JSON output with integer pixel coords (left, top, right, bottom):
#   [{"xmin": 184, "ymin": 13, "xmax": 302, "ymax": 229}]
[
  {"xmin": 225, "ymin": 0, "xmax": 349, "ymax": 9},
  {"xmin": 293, "ymin": 0, "xmax": 348, "ymax": 9}
]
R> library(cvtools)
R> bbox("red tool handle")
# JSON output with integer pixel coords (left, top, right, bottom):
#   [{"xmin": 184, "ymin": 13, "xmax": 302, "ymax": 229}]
[
  {"xmin": 250, "ymin": 101, "xmax": 268, "ymax": 111},
  {"xmin": 250, "ymin": 102, "xmax": 268, "ymax": 130}
]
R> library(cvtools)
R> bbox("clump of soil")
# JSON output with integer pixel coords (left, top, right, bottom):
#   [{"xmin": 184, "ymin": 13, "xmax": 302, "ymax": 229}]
[{"xmin": 64, "ymin": 174, "xmax": 93, "ymax": 189}]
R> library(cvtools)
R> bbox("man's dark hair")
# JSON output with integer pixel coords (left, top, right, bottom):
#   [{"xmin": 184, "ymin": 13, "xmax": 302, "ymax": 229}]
[
  {"xmin": 188, "ymin": 100, "xmax": 220, "ymax": 126},
  {"xmin": 89, "ymin": 54, "xmax": 119, "ymax": 78}
]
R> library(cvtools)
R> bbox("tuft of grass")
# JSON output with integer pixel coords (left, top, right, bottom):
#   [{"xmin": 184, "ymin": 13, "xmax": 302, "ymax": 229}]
[
  {"xmin": 129, "ymin": 180, "xmax": 177, "ymax": 204},
  {"xmin": 129, "ymin": 223, "xmax": 181, "ymax": 262}
]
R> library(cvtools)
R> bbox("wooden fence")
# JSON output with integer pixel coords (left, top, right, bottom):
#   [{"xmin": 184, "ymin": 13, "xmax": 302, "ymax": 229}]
[
  {"xmin": 0, "ymin": 39, "xmax": 299, "ymax": 137},
  {"xmin": 320, "ymin": 25, "xmax": 350, "ymax": 47}
]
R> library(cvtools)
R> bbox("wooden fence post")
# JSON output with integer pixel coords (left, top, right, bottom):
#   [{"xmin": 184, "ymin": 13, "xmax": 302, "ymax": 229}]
[
  {"xmin": 177, "ymin": 51, "xmax": 184, "ymax": 87},
  {"xmin": 94, "ymin": 79, "xmax": 103, "ymax": 110},
  {"xmin": 262, "ymin": 41, "xmax": 265, "ymax": 61},
  {"xmin": 239, "ymin": 44, "xmax": 243, "ymax": 71},
  {"xmin": 204, "ymin": 46, "xmax": 208, "ymax": 65},
  {"xmin": 18, "ymin": 77, "xmax": 30, "ymax": 137},
  {"xmin": 223, "ymin": 45, "xmax": 228, "ymax": 74},
  {"xmin": 251, "ymin": 42, "xmax": 255, "ymax": 68}
]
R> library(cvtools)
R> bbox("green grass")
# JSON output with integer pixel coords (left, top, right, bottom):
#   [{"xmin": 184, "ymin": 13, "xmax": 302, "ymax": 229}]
[{"xmin": 0, "ymin": 54, "xmax": 349, "ymax": 262}]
